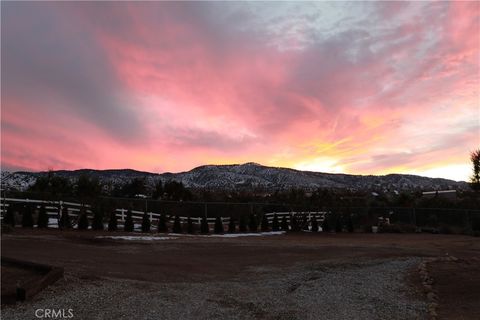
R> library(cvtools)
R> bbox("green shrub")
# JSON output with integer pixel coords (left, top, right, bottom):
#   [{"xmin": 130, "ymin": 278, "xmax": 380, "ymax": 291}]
[
  {"xmin": 228, "ymin": 217, "xmax": 236, "ymax": 233},
  {"xmin": 59, "ymin": 206, "xmax": 71, "ymax": 229},
  {"xmin": 322, "ymin": 216, "xmax": 331, "ymax": 232},
  {"xmin": 3, "ymin": 204, "xmax": 16, "ymax": 227},
  {"xmin": 187, "ymin": 216, "xmax": 195, "ymax": 234},
  {"xmin": 239, "ymin": 215, "xmax": 248, "ymax": 232},
  {"xmin": 272, "ymin": 214, "xmax": 280, "ymax": 231},
  {"xmin": 173, "ymin": 215, "xmax": 182, "ymax": 233},
  {"xmin": 77, "ymin": 208, "xmax": 89, "ymax": 230},
  {"xmin": 261, "ymin": 214, "xmax": 269, "ymax": 232},
  {"xmin": 91, "ymin": 207, "xmax": 104, "ymax": 230},
  {"xmin": 108, "ymin": 211, "xmax": 118, "ymax": 231},
  {"xmin": 21, "ymin": 205, "xmax": 34, "ymax": 228},
  {"xmin": 335, "ymin": 214, "xmax": 342, "ymax": 233},
  {"xmin": 290, "ymin": 215, "xmax": 299, "ymax": 232},
  {"xmin": 311, "ymin": 216, "xmax": 319, "ymax": 232},
  {"xmin": 200, "ymin": 216, "xmax": 209, "ymax": 234},
  {"xmin": 158, "ymin": 214, "xmax": 168, "ymax": 233},
  {"xmin": 37, "ymin": 205, "xmax": 49, "ymax": 228},
  {"xmin": 346, "ymin": 215, "xmax": 354, "ymax": 233},
  {"xmin": 281, "ymin": 215, "xmax": 289, "ymax": 231},
  {"xmin": 214, "ymin": 216, "xmax": 223, "ymax": 234},
  {"xmin": 124, "ymin": 210, "xmax": 134, "ymax": 232},
  {"xmin": 142, "ymin": 211, "xmax": 151, "ymax": 233},
  {"xmin": 248, "ymin": 213, "xmax": 258, "ymax": 232}
]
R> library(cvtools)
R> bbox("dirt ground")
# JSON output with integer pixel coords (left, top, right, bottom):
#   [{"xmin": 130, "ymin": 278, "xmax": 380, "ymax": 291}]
[{"xmin": 1, "ymin": 229, "xmax": 480, "ymax": 319}]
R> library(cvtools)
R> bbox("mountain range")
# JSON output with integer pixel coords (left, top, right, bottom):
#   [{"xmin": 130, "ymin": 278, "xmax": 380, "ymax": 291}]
[{"xmin": 0, "ymin": 162, "xmax": 467, "ymax": 193}]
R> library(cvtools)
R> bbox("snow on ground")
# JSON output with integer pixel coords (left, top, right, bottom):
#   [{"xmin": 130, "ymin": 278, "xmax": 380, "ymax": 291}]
[
  {"xmin": 96, "ymin": 236, "xmax": 178, "ymax": 241},
  {"xmin": 167, "ymin": 231, "xmax": 286, "ymax": 238}
]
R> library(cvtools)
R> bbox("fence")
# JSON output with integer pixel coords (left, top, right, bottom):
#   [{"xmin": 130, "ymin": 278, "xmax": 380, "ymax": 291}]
[{"xmin": 1, "ymin": 197, "xmax": 479, "ymax": 232}]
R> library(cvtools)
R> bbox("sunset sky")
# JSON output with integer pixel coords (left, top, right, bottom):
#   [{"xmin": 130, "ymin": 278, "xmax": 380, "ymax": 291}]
[{"xmin": 1, "ymin": 1, "xmax": 479, "ymax": 181}]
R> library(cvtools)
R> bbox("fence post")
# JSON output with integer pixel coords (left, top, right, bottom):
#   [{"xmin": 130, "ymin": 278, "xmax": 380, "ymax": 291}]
[
  {"xmin": 121, "ymin": 209, "xmax": 125, "ymax": 222},
  {"xmin": 149, "ymin": 211, "xmax": 152, "ymax": 222},
  {"xmin": 204, "ymin": 203, "xmax": 207, "ymax": 219}
]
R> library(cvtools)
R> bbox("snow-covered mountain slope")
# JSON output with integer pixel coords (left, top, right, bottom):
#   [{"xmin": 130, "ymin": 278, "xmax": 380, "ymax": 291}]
[{"xmin": 0, "ymin": 162, "xmax": 467, "ymax": 192}]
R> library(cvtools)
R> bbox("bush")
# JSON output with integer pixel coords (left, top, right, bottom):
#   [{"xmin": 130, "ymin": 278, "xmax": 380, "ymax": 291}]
[
  {"xmin": 272, "ymin": 213, "xmax": 279, "ymax": 231},
  {"xmin": 37, "ymin": 205, "xmax": 49, "ymax": 228},
  {"xmin": 3, "ymin": 204, "xmax": 16, "ymax": 227},
  {"xmin": 281, "ymin": 215, "xmax": 289, "ymax": 231},
  {"xmin": 261, "ymin": 214, "xmax": 270, "ymax": 232},
  {"xmin": 142, "ymin": 211, "xmax": 151, "ymax": 233},
  {"xmin": 21, "ymin": 205, "xmax": 34, "ymax": 228},
  {"xmin": 200, "ymin": 216, "xmax": 209, "ymax": 234},
  {"xmin": 248, "ymin": 214, "xmax": 258, "ymax": 232},
  {"xmin": 239, "ymin": 215, "xmax": 248, "ymax": 232},
  {"xmin": 77, "ymin": 208, "xmax": 89, "ymax": 230},
  {"xmin": 158, "ymin": 214, "xmax": 168, "ymax": 233},
  {"xmin": 228, "ymin": 217, "xmax": 236, "ymax": 233},
  {"xmin": 346, "ymin": 215, "xmax": 354, "ymax": 233},
  {"xmin": 173, "ymin": 215, "xmax": 182, "ymax": 233},
  {"xmin": 59, "ymin": 206, "xmax": 71, "ymax": 229},
  {"xmin": 124, "ymin": 210, "xmax": 134, "ymax": 232},
  {"xmin": 311, "ymin": 216, "xmax": 319, "ymax": 232},
  {"xmin": 108, "ymin": 211, "xmax": 118, "ymax": 231},
  {"xmin": 214, "ymin": 216, "xmax": 223, "ymax": 234},
  {"xmin": 290, "ymin": 215, "xmax": 299, "ymax": 232},
  {"xmin": 186, "ymin": 216, "xmax": 195, "ymax": 234},
  {"xmin": 91, "ymin": 207, "xmax": 104, "ymax": 230},
  {"xmin": 335, "ymin": 215, "xmax": 343, "ymax": 233},
  {"xmin": 322, "ymin": 216, "xmax": 331, "ymax": 232}
]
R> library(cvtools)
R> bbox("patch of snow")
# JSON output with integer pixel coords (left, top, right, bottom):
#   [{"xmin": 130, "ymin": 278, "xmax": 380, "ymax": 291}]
[
  {"xmin": 167, "ymin": 231, "xmax": 286, "ymax": 238},
  {"xmin": 96, "ymin": 236, "xmax": 178, "ymax": 241}
]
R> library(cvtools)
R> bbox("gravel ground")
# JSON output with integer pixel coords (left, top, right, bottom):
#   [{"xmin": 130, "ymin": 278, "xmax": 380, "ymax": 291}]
[{"xmin": 2, "ymin": 258, "xmax": 426, "ymax": 320}]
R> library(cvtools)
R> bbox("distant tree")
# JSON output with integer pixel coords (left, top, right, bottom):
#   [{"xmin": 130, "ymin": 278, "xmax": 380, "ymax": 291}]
[
  {"xmin": 76, "ymin": 174, "xmax": 102, "ymax": 199},
  {"xmin": 311, "ymin": 216, "xmax": 319, "ymax": 232},
  {"xmin": 470, "ymin": 149, "xmax": 480, "ymax": 191},
  {"xmin": 21, "ymin": 205, "xmax": 34, "ymax": 228},
  {"xmin": 142, "ymin": 211, "xmax": 151, "ymax": 232},
  {"xmin": 91, "ymin": 206, "xmax": 104, "ymax": 230},
  {"xmin": 124, "ymin": 209, "xmax": 134, "ymax": 232},
  {"xmin": 261, "ymin": 214, "xmax": 270, "ymax": 232},
  {"xmin": 152, "ymin": 180, "xmax": 164, "ymax": 199},
  {"xmin": 200, "ymin": 216, "xmax": 209, "ymax": 234},
  {"xmin": 239, "ymin": 215, "xmax": 248, "ymax": 232},
  {"xmin": 172, "ymin": 215, "xmax": 182, "ymax": 233},
  {"xmin": 248, "ymin": 213, "xmax": 258, "ymax": 232},
  {"xmin": 59, "ymin": 206, "xmax": 71, "ymax": 229},
  {"xmin": 37, "ymin": 205, "xmax": 49, "ymax": 228},
  {"xmin": 77, "ymin": 207, "xmax": 89, "ymax": 230},
  {"xmin": 108, "ymin": 211, "xmax": 118, "ymax": 231},
  {"xmin": 214, "ymin": 216, "xmax": 224, "ymax": 234},
  {"xmin": 228, "ymin": 217, "xmax": 236, "ymax": 233},
  {"xmin": 29, "ymin": 171, "xmax": 73, "ymax": 197},
  {"xmin": 158, "ymin": 214, "xmax": 168, "ymax": 233},
  {"xmin": 3, "ymin": 204, "xmax": 16, "ymax": 227},
  {"xmin": 281, "ymin": 215, "xmax": 289, "ymax": 231},
  {"xmin": 272, "ymin": 213, "xmax": 280, "ymax": 231},
  {"xmin": 186, "ymin": 216, "xmax": 195, "ymax": 234}
]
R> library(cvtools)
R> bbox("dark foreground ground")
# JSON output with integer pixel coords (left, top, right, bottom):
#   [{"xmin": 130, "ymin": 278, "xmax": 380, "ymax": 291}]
[{"xmin": 1, "ymin": 229, "xmax": 479, "ymax": 319}]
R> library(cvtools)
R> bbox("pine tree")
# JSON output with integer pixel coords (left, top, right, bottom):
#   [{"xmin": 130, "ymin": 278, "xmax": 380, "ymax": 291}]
[
  {"xmin": 108, "ymin": 211, "xmax": 118, "ymax": 231},
  {"xmin": 322, "ymin": 215, "xmax": 331, "ymax": 232},
  {"xmin": 239, "ymin": 215, "xmax": 248, "ymax": 232},
  {"xmin": 59, "ymin": 206, "xmax": 71, "ymax": 229},
  {"xmin": 3, "ymin": 204, "xmax": 16, "ymax": 227},
  {"xmin": 172, "ymin": 215, "xmax": 182, "ymax": 233},
  {"xmin": 261, "ymin": 214, "xmax": 270, "ymax": 232},
  {"xmin": 214, "ymin": 216, "xmax": 223, "ymax": 234},
  {"xmin": 200, "ymin": 216, "xmax": 209, "ymax": 234},
  {"xmin": 91, "ymin": 206, "xmax": 104, "ymax": 230},
  {"xmin": 311, "ymin": 216, "xmax": 319, "ymax": 232},
  {"xmin": 228, "ymin": 217, "xmax": 236, "ymax": 233},
  {"xmin": 290, "ymin": 214, "xmax": 299, "ymax": 232},
  {"xmin": 272, "ymin": 213, "xmax": 280, "ymax": 231},
  {"xmin": 21, "ymin": 205, "xmax": 34, "ymax": 228},
  {"xmin": 37, "ymin": 205, "xmax": 49, "ymax": 228},
  {"xmin": 187, "ymin": 216, "xmax": 195, "ymax": 234},
  {"xmin": 77, "ymin": 208, "xmax": 89, "ymax": 230},
  {"xmin": 158, "ymin": 214, "xmax": 168, "ymax": 233},
  {"xmin": 124, "ymin": 209, "xmax": 134, "ymax": 232},
  {"xmin": 142, "ymin": 211, "xmax": 151, "ymax": 233},
  {"xmin": 281, "ymin": 215, "xmax": 289, "ymax": 231},
  {"xmin": 248, "ymin": 213, "xmax": 258, "ymax": 232}
]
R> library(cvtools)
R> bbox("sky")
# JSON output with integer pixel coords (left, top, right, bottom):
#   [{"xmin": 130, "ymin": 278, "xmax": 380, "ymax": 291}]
[{"xmin": 1, "ymin": 1, "xmax": 479, "ymax": 181}]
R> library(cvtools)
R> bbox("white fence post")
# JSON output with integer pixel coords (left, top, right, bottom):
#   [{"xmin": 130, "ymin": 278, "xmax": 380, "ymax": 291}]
[{"xmin": 121, "ymin": 209, "xmax": 125, "ymax": 221}]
